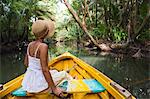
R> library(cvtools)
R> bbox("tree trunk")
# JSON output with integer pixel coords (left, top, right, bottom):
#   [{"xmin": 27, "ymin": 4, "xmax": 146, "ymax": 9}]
[
  {"xmin": 127, "ymin": 20, "xmax": 132, "ymax": 43},
  {"xmin": 134, "ymin": 10, "xmax": 150, "ymax": 38},
  {"xmin": 103, "ymin": 4, "xmax": 109, "ymax": 27},
  {"xmin": 133, "ymin": 0, "xmax": 138, "ymax": 33},
  {"xmin": 63, "ymin": 0, "xmax": 108, "ymax": 50},
  {"xmin": 95, "ymin": 0, "xmax": 98, "ymax": 27},
  {"xmin": 134, "ymin": 0, "xmax": 150, "ymax": 39},
  {"xmin": 130, "ymin": 0, "xmax": 135, "ymax": 41}
]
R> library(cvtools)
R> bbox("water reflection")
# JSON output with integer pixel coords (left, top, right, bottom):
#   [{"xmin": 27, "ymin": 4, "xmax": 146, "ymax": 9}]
[
  {"xmin": 80, "ymin": 54, "xmax": 150, "ymax": 99},
  {"xmin": 0, "ymin": 51, "xmax": 26, "ymax": 84}
]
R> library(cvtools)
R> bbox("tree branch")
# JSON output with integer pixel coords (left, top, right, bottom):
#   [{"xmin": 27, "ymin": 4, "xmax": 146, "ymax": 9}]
[
  {"xmin": 134, "ymin": 9, "xmax": 150, "ymax": 38},
  {"xmin": 63, "ymin": 0, "xmax": 109, "ymax": 50}
]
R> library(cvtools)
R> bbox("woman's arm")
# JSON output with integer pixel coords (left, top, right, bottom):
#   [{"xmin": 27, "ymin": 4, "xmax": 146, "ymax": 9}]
[
  {"xmin": 40, "ymin": 44, "xmax": 56, "ymax": 89},
  {"xmin": 24, "ymin": 54, "xmax": 28, "ymax": 67},
  {"xmin": 40, "ymin": 44, "xmax": 63, "ymax": 95}
]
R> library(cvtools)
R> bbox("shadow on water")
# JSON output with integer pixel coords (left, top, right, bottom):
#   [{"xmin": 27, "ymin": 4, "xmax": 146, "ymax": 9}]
[{"xmin": 0, "ymin": 42, "xmax": 149, "ymax": 98}]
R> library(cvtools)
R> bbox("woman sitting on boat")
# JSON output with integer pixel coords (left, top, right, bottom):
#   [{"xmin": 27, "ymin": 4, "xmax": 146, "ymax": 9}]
[{"xmin": 22, "ymin": 19, "xmax": 69, "ymax": 98}]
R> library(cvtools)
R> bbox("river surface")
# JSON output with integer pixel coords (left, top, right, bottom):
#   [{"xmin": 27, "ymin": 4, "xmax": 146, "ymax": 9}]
[{"xmin": 0, "ymin": 44, "xmax": 149, "ymax": 99}]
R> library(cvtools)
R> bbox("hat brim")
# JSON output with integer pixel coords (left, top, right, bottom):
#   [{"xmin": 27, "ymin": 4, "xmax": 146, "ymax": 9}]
[
  {"xmin": 32, "ymin": 19, "xmax": 55, "ymax": 39},
  {"xmin": 44, "ymin": 20, "xmax": 55, "ymax": 38}
]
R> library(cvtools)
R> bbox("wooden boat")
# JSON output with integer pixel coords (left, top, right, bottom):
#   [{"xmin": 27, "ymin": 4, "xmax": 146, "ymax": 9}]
[{"xmin": 0, "ymin": 52, "xmax": 135, "ymax": 99}]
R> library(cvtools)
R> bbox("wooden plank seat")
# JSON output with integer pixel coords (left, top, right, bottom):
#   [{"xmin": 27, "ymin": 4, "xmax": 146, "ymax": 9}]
[{"xmin": 12, "ymin": 79, "xmax": 105, "ymax": 96}]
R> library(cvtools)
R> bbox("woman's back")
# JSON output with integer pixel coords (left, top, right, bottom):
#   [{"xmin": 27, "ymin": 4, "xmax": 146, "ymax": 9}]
[
  {"xmin": 27, "ymin": 42, "xmax": 42, "ymax": 70},
  {"xmin": 28, "ymin": 41, "xmax": 41, "ymax": 58},
  {"xmin": 22, "ymin": 41, "xmax": 49, "ymax": 93}
]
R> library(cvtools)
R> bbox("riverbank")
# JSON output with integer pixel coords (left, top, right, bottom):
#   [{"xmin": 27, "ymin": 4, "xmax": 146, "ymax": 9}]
[
  {"xmin": 1, "ymin": 40, "xmax": 150, "ymax": 59},
  {"xmin": 79, "ymin": 39, "xmax": 150, "ymax": 59}
]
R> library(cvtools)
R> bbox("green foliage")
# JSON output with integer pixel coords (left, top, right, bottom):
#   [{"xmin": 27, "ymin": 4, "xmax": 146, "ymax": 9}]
[
  {"xmin": 0, "ymin": 0, "xmax": 57, "ymax": 43},
  {"xmin": 136, "ymin": 30, "xmax": 150, "ymax": 41},
  {"xmin": 139, "ymin": 1, "xmax": 149, "ymax": 18},
  {"xmin": 110, "ymin": 2, "xmax": 120, "ymax": 22},
  {"xmin": 1, "ymin": 0, "xmax": 149, "ymax": 45},
  {"xmin": 67, "ymin": 23, "xmax": 83, "ymax": 40},
  {"xmin": 72, "ymin": 0, "xmax": 82, "ymax": 10},
  {"xmin": 0, "ymin": 0, "xmax": 38, "ymax": 43},
  {"xmin": 92, "ymin": 24, "xmax": 107, "ymax": 38},
  {"xmin": 112, "ymin": 27, "xmax": 127, "ymax": 43}
]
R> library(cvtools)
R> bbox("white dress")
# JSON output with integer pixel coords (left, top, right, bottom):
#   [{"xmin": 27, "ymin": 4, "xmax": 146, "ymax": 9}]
[{"xmin": 22, "ymin": 43, "xmax": 72, "ymax": 93}]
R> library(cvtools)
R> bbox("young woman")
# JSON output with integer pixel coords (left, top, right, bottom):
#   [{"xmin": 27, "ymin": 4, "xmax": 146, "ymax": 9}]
[{"xmin": 22, "ymin": 19, "xmax": 64, "ymax": 98}]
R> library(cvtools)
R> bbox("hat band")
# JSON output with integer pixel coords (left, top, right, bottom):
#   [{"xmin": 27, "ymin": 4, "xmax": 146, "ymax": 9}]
[{"xmin": 39, "ymin": 29, "xmax": 49, "ymax": 39}]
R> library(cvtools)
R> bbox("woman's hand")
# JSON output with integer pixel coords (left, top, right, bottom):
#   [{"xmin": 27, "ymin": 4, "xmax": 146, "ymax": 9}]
[{"xmin": 52, "ymin": 87, "xmax": 65, "ymax": 98}]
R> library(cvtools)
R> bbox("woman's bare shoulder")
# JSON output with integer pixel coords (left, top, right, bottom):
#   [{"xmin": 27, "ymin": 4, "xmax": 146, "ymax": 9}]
[
  {"xmin": 40, "ymin": 43, "xmax": 48, "ymax": 47},
  {"xmin": 40, "ymin": 43, "xmax": 48, "ymax": 50}
]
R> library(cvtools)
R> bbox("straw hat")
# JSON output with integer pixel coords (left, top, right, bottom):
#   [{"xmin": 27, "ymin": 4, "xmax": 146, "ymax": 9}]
[{"xmin": 32, "ymin": 19, "xmax": 55, "ymax": 39}]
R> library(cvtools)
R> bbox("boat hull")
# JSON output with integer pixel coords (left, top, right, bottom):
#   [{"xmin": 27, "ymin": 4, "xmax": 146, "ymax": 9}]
[{"xmin": 0, "ymin": 52, "xmax": 135, "ymax": 99}]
